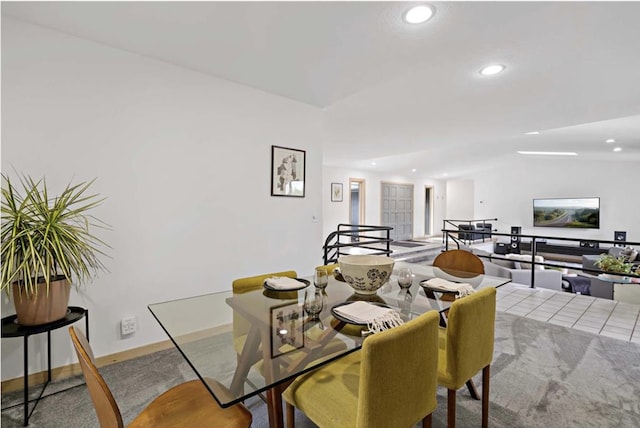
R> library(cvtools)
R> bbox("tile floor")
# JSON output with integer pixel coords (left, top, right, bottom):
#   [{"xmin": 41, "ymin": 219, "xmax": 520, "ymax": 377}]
[{"xmin": 497, "ymin": 283, "xmax": 640, "ymax": 344}]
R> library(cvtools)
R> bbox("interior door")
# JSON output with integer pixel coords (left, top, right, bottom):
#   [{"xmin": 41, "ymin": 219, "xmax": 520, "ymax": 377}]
[{"xmin": 381, "ymin": 183, "xmax": 414, "ymax": 241}]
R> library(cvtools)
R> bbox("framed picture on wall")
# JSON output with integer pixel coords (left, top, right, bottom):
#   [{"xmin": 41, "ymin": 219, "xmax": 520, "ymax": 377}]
[
  {"xmin": 271, "ymin": 145, "xmax": 306, "ymax": 197},
  {"xmin": 331, "ymin": 182, "xmax": 343, "ymax": 202},
  {"xmin": 270, "ymin": 302, "xmax": 304, "ymax": 358}
]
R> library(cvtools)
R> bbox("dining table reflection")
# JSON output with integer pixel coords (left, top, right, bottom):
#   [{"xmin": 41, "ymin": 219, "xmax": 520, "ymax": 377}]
[{"xmin": 148, "ymin": 261, "xmax": 510, "ymax": 428}]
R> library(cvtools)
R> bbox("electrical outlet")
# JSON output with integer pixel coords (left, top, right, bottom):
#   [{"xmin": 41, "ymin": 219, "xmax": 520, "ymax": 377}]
[{"xmin": 121, "ymin": 316, "xmax": 136, "ymax": 335}]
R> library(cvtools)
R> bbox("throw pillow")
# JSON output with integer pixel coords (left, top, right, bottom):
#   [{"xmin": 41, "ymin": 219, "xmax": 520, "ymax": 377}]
[
  {"xmin": 490, "ymin": 254, "xmax": 516, "ymax": 269},
  {"xmin": 620, "ymin": 246, "xmax": 638, "ymax": 262},
  {"xmin": 505, "ymin": 253, "xmax": 545, "ymax": 270}
]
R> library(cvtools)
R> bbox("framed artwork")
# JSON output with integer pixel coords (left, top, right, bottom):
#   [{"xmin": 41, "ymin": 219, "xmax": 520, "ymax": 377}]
[
  {"xmin": 331, "ymin": 182, "xmax": 343, "ymax": 202},
  {"xmin": 270, "ymin": 302, "xmax": 304, "ymax": 358},
  {"xmin": 271, "ymin": 145, "xmax": 306, "ymax": 197}
]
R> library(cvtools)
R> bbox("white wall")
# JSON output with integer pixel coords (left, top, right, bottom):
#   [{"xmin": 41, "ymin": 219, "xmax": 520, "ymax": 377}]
[
  {"xmin": 471, "ymin": 157, "xmax": 640, "ymax": 242},
  {"xmin": 445, "ymin": 180, "xmax": 475, "ymax": 221},
  {"xmin": 322, "ymin": 166, "xmax": 447, "ymax": 242},
  {"xmin": 1, "ymin": 18, "xmax": 324, "ymax": 380}
]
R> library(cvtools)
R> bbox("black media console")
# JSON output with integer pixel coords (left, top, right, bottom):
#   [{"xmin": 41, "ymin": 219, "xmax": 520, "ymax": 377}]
[{"xmin": 520, "ymin": 241, "xmax": 606, "ymax": 258}]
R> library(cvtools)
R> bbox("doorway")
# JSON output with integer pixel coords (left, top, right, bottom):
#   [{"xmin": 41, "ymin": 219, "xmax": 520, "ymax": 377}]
[
  {"xmin": 381, "ymin": 182, "xmax": 414, "ymax": 241},
  {"xmin": 349, "ymin": 178, "xmax": 365, "ymax": 242},
  {"xmin": 424, "ymin": 186, "xmax": 433, "ymax": 236}
]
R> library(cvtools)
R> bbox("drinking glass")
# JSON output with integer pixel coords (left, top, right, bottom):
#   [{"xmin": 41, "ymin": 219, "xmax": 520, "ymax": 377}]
[
  {"xmin": 397, "ymin": 268, "xmax": 413, "ymax": 289},
  {"xmin": 304, "ymin": 289, "xmax": 324, "ymax": 320},
  {"xmin": 314, "ymin": 268, "xmax": 329, "ymax": 291}
]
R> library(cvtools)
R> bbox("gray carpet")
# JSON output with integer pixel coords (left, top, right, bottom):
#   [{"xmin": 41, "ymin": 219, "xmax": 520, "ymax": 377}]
[{"xmin": 2, "ymin": 312, "xmax": 640, "ymax": 427}]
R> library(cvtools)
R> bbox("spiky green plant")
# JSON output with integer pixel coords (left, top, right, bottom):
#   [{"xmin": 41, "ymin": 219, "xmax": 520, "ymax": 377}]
[
  {"xmin": 1, "ymin": 174, "xmax": 110, "ymax": 297},
  {"xmin": 594, "ymin": 253, "xmax": 633, "ymax": 275}
]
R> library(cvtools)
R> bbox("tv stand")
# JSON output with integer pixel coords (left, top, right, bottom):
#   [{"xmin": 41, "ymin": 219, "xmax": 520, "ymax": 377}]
[{"xmin": 519, "ymin": 241, "xmax": 606, "ymax": 262}]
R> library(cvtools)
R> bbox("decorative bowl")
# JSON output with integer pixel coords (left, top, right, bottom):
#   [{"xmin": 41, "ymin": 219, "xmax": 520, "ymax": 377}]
[{"xmin": 338, "ymin": 255, "xmax": 395, "ymax": 295}]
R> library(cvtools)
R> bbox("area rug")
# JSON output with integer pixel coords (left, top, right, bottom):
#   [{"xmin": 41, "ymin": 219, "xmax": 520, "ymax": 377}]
[{"xmin": 2, "ymin": 312, "xmax": 640, "ymax": 427}]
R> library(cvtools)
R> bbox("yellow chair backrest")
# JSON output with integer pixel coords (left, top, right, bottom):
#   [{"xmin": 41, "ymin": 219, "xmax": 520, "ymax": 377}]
[
  {"xmin": 444, "ymin": 287, "xmax": 496, "ymax": 388},
  {"xmin": 232, "ymin": 270, "xmax": 298, "ymax": 294},
  {"xmin": 314, "ymin": 264, "xmax": 338, "ymax": 275},
  {"xmin": 231, "ymin": 270, "xmax": 298, "ymax": 348},
  {"xmin": 357, "ymin": 310, "xmax": 439, "ymax": 428}
]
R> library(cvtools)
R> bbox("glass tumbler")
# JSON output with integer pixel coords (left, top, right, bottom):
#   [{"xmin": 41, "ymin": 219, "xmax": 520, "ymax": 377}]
[
  {"xmin": 304, "ymin": 289, "xmax": 324, "ymax": 320},
  {"xmin": 314, "ymin": 268, "xmax": 329, "ymax": 291},
  {"xmin": 397, "ymin": 267, "xmax": 413, "ymax": 289}
]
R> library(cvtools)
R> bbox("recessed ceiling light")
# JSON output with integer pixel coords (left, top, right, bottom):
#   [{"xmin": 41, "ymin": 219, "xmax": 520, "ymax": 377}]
[
  {"xmin": 517, "ymin": 151, "xmax": 577, "ymax": 156},
  {"xmin": 525, "ymin": 131, "xmax": 540, "ymax": 135},
  {"xmin": 613, "ymin": 147, "xmax": 622, "ymax": 152},
  {"xmin": 479, "ymin": 64, "xmax": 505, "ymax": 76},
  {"xmin": 605, "ymin": 139, "xmax": 615, "ymax": 143},
  {"xmin": 403, "ymin": 4, "xmax": 435, "ymax": 24},
  {"xmin": 371, "ymin": 162, "xmax": 377, "ymax": 166},
  {"xmin": 443, "ymin": 173, "xmax": 448, "ymax": 177},
  {"xmin": 411, "ymin": 168, "xmax": 417, "ymax": 172}
]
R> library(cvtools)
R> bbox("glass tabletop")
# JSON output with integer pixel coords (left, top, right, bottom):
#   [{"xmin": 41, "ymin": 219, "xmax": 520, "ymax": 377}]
[{"xmin": 147, "ymin": 262, "xmax": 510, "ymax": 408}]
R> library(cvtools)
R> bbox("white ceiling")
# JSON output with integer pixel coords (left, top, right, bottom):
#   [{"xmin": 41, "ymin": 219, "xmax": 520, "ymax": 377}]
[{"xmin": 3, "ymin": 1, "xmax": 640, "ymax": 178}]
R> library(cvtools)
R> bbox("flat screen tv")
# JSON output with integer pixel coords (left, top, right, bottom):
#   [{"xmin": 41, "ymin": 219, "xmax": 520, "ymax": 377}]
[{"xmin": 533, "ymin": 197, "xmax": 600, "ymax": 229}]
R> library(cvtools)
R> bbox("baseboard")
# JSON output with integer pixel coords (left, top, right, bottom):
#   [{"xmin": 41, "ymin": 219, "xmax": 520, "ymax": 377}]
[{"xmin": 1, "ymin": 323, "xmax": 231, "ymax": 394}]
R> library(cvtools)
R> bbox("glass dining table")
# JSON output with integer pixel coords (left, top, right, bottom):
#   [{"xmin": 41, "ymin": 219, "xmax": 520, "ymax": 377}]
[{"xmin": 147, "ymin": 261, "xmax": 510, "ymax": 428}]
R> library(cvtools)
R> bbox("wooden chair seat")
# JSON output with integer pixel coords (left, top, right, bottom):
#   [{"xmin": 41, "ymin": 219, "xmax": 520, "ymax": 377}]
[
  {"xmin": 128, "ymin": 379, "xmax": 251, "ymax": 428},
  {"xmin": 69, "ymin": 326, "xmax": 252, "ymax": 428}
]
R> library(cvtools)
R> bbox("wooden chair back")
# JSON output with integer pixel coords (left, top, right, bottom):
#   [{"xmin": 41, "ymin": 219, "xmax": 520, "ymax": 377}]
[
  {"xmin": 69, "ymin": 326, "xmax": 124, "ymax": 428},
  {"xmin": 433, "ymin": 249, "xmax": 485, "ymax": 275}
]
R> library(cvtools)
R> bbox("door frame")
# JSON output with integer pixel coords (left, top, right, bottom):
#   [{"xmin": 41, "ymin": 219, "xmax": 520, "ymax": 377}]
[
  {"xmin": 424, "ymin": 185, "xmax": 434, "ymax": 237},
  {"xmin": 349, "ymin": 178, "xmax": 366, "ymax": 225}
]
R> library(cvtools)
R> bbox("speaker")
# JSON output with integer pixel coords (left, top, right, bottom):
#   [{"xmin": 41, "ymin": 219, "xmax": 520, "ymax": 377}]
[
  {"xmin": 509, "ymin": 226, "xmax": 521, "ymax": 254},
  {"xmin": 494, "ymin": 242, "xmax": 508, "ymax": 255},
  {"xmin": 580, "ymin": 240, "xmax": 599, "ymax": 249},
  {"xmin": 614, "ymin": 231, "xmax": 627, "ymax": 246}
]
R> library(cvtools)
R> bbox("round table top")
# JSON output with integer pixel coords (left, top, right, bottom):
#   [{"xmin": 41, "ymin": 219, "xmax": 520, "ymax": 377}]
[{"xmin": 1, "ymin": 306, "xmax": 87, "ymax": 337}]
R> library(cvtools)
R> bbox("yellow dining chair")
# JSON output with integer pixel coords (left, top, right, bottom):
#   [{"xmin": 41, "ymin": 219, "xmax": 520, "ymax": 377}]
[
  {"xmin": 433, "ymin": 249, "xmax": 485, "ymax": 275},
  {"xmin": 315, "ymin": 263, "xmax": 338, "ymax": 275},
  {"xmin": 283, "ymin": 310, "xmax": 440, "ymax": 428},
  {"xmin": 437, "ymin": 287, "xmax": 496, "ymax": 428},
  {"xmin": 232, "ymin": 270, "xmax": 298, "ymax": 354},
  {"xmin": 69, "ymin": 326, "xmax": 252, "ymax": 428}
]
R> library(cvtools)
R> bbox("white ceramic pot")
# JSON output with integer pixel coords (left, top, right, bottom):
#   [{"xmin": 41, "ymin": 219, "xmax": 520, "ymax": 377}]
[{"xmin": 338, "ymin": 255, "xmax": 395, "ymax": 295}]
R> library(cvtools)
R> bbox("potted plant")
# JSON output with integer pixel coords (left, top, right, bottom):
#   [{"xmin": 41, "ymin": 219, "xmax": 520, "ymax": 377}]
[
  {"xmin": 1, "ymin": 174, "xmax": 109, "ymax": 326},
  {"xmin": 594, "ymin": 253, "xmax": 633, "ymax": 281}
]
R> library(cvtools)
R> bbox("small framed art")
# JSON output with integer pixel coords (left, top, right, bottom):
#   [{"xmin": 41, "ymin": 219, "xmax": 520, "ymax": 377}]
[
  {"xmin": 271, "ymin": 145, "xmax": 306, "ymax": 197},
  {"xmin": 331, "ymin": 182, "xmax": 343, "ymax": 202}
]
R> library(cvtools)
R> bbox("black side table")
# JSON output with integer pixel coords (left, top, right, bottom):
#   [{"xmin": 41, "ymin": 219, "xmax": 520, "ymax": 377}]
[{"xmin": 1, "ymin": 306, "xmax": 89, "ymax": 426}]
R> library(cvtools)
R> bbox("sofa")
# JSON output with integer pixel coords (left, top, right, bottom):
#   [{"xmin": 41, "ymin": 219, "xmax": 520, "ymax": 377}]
[
  {"xmin": 465, "ymin": 246, "xmax": 564, "ymax": 291},
  {"xmin": 457, "ymin": 223, "xmax": 492, "ymax": 242},
  {"xmin": 581, "ymin": 246, "xmax": 639, "ymax": 299},
  {"xmin": 582, "ymin": 246, "xmax": 639, "ymax": 273}
]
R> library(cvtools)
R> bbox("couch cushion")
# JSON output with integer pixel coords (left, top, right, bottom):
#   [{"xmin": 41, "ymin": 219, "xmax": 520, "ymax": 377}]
[
  {"xmin": 505, "ymin": 253, "xmax": 545, "ymax": 270},
  {"xmin": 489, "ymin": 254, "xmax": 516, "ymax": 269}
]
